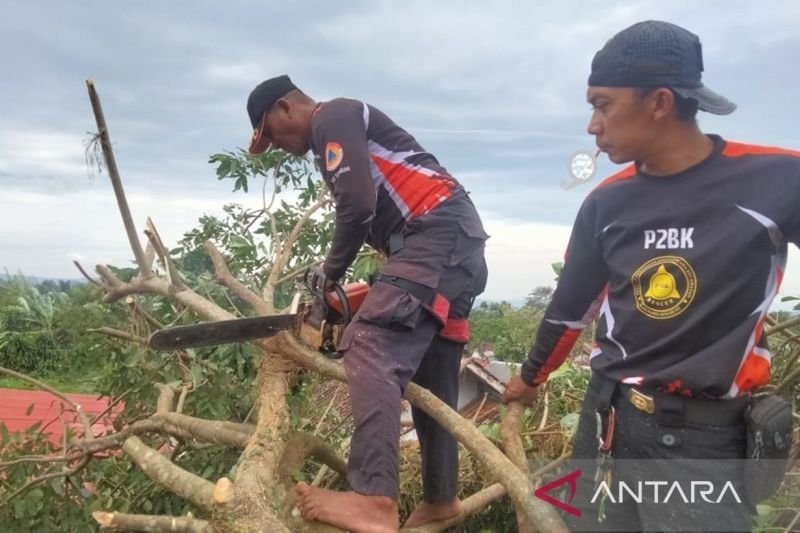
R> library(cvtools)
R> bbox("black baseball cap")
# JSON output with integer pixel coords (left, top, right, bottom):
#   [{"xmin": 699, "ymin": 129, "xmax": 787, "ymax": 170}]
[
  {"xmin": 589, "ymin": 20, "xmax": 736, "ymax": 115},
  {"xmin": 246, "ymin": 75, "xmax": 299, "ymax": 154}
]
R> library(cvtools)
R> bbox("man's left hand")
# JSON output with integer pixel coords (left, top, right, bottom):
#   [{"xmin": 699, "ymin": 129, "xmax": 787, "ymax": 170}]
[
  {"xmin": 315, "ymin": 273, "xmax": 336, "ymax": 293},
  {"xmin": 502, "ymin": 376, "xmax": 539, "ymax": 406}
]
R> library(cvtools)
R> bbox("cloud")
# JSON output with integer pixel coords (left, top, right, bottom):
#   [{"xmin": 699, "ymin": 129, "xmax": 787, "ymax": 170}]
[{"xmin": 0, "ymin": 0, "xmax": 799, "ymax": 304}]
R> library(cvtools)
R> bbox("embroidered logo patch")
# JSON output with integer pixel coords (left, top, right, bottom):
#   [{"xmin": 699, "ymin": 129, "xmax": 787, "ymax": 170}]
[
  {"xmin": 631, "ymin": 256, "xmax": 697, "ymax": 319},
  {"xmin": 325, "ymin": 142, "xmax": 344, "ymax": 171}
]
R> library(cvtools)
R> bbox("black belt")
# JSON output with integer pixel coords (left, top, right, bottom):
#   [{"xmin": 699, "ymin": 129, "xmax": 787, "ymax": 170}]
[
  {"xmin": 618, "ymin": 383, "xmax": 747, "ymax": 427},
  {"xmin": 374, "ymin": 274, "xmax": 436, "ymax": 305}
]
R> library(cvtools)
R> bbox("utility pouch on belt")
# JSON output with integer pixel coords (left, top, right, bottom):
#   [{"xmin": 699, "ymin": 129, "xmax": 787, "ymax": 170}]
[
  {"xmin": 745, "ymin": 393, "xmax": 793, "ymax": 504},
  {"xmin": 374, "ymin": 274, "xmax": 450, "ymax": 326}
]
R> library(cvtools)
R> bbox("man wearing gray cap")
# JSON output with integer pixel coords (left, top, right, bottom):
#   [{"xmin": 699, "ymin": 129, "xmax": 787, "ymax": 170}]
[
  {"xmin": 503, "ymin": 20, "xmax": 798, "ymax": 531},
  {"xmin": 245, "ymin": 76, "xmax": 488, "ymax": 531}
]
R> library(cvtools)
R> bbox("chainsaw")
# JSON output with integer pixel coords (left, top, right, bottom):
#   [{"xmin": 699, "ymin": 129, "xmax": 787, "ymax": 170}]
[{"xmin": 147, "ymin": 268, "xmax": 369, "ymax": 357}]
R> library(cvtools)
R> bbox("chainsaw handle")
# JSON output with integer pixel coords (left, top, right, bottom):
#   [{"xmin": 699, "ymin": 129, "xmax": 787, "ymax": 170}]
[
  {"xmin": 328, "ymin": 283, "xmax": 352, "ymax": 324},
  {"xmin": 303, "ymin": 267, "xmax": 352, "ymax": 325}
]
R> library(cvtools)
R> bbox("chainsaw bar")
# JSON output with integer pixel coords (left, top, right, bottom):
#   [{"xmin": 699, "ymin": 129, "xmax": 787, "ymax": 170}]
[{"xmin": 148, "ymin": 313, "xmax": 300, "ymax": 351}]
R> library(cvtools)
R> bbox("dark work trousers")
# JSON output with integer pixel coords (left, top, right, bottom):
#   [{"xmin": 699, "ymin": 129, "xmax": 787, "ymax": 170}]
[
  {"xmin": 566, "ymin": 373, "xmax": 752, "ymax": 532},
  {"xmin": 338, "ymin": 196, "xmax": 488, "ymax": 502}
]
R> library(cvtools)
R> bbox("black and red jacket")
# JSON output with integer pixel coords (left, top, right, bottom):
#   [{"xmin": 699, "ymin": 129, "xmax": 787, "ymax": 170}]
[
  {"xmin": 310, "ymin": 98, "xmax": 463, "ymax": 282},
  {"xmin": 522, "ymin": 136, "xmax": 800, "ymax": 398}
]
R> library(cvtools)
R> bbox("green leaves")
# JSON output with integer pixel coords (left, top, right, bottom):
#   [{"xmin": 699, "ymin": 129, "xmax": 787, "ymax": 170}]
[
  {"xmin": 780, "ymin": 295, "xmax": 800, "ymax": 311},
  {"xmin": 209, "ymin": 148, "xmax": 312, "ymax": 194},
  {"xmin": 551, "ymin": 261, "xmax": 563, "ymax": 280},
  {"xmin": 468, "ymin": 300, "xmax": 545, "ymax": 363}
]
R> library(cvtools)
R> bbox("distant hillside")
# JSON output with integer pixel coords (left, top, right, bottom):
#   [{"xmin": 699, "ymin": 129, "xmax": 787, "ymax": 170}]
[{"xmin": 0, "ymin": 272, "xmax": 84, "ymax": 287}]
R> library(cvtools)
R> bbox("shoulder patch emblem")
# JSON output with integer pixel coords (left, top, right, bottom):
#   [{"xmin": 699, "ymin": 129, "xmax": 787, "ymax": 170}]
[
  {"xmin": 325, "ymin": 142, "xmax": 344, "ymax": 172},
  {"xmin": 631, "ymin": 256, "xmax": 698, "ymax": 319}
]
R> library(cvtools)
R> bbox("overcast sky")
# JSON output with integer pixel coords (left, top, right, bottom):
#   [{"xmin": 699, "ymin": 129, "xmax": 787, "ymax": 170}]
[{"xmin": 2, "ymin": 1, "xmax": 799, "ymax": 303}]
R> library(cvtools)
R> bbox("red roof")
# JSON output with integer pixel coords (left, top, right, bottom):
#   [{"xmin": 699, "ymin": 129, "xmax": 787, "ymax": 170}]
[{"xmin": 0, "ymin": 387, "xmax": 122, "ymax": 447}]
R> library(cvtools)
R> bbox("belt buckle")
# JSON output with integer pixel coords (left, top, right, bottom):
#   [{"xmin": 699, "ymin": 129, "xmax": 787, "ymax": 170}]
[{"xmin": 627, "ymin": 388, "xmax": 655, "ymax": 414}]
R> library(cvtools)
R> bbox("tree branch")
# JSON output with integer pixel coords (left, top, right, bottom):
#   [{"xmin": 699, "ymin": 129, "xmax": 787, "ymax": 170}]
[
  {"xmin": 176, "ymin": 385, "xmax": 190, "ymax": 415},
  {"xmin": 92, "ymin": 511, "xmax": 211, "ymax": 532},
  {"xmin": 95, "ymin": 264, "xmax": 234, "ymax": 321},
  {"xmin": 405, "ymin": 453, "xmax": 570, "ymax": 533},
  {"xmin": 0, "ymin": 455, "xmax": 71, "ymax": 468},
  {"xmin": 85, "ymin": 79, "xmax": 152, "ymax": 279},
  {"xmin": 122, "ymin": 436, "xmax": 214, "ymax": 510},
  {"xmin": 270, "ymin": 332, "xmax": 567, "ymax": 532},
  {"xmin": 88, "ymin": 327, "xmax": 147, "ymax": 345},
  {"xmin": 0, "ymin": 457, "xmax": 90, "ymax": 508},
  {"xmin": 273, "ymin": 250, "xmax": 377, "ymax": 286},
  {"xmin": 73, "ymin": 260, "xmax": 102, "ymax": 287},
  {"xmin": 263, "ymin": 194, "xmax": 327, "ymax": 307},
  {"xmin": 403, "ymin": 483, "xmax": 507, "ymax": 533},
  {"xmin": 125, "ymin": 296, "xmax": 164, "ymax": 329},
  {"xmin": 274, "ymin": 195, "xmax": 327, "ymax": 280},
  {"xmin": 500, "ymin": 402, "xmax": 532, "ymax": 533},
  {"xmin": 766, "ymin": 315, "xmax": 800, "ymax": 336},
  {"xmin": 143, "ymin": 240, "xmax": 156, "ymax": 275},
  {"xmin": 280, "ymin": 432, "xmax": 348, "ymax": 488},
  {"xmin": 203, "ymin": 240, "xmax": 271, "ymax": 315},
  {"xmin": 145, "ymin": 217, "xmax": 185, "ymax": 290},
  {"xmin": 75, "ymin": 412, "xmax": 253, "ymax": 455},
  {"xmin": 155, "ymin": 383, "xmax": 176, "ymax": 414}
]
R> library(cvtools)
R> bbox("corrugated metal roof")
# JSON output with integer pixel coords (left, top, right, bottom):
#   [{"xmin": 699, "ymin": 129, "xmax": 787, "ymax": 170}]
[{"xmin": 0, "ymin": 387, "xmax": 122, "ymax": 447}]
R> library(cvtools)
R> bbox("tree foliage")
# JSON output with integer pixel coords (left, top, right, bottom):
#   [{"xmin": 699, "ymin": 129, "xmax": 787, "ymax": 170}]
[{"xmin": 1, "ymin": 131, "xmax": 798, "ymax": 532}]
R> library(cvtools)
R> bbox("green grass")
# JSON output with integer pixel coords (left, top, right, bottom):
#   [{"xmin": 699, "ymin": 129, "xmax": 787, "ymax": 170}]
[{"xmin": 0, "ymin": 369, "xmax": 102, "ymax": 394}]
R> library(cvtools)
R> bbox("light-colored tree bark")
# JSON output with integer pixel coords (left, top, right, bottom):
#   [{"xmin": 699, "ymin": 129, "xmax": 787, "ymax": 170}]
[{"xmin": 71, "ymin": 79, "xmax": 570, "ymax": 531}]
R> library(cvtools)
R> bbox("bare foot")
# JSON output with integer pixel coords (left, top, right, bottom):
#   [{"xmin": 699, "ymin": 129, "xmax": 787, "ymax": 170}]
[
  {"xmin": 403, "ymin": 497, "xmax": 464, "ymax": 528},
  {"xmin": 296, "ymin": 482, "xmax": 399, "ymax": 533}
]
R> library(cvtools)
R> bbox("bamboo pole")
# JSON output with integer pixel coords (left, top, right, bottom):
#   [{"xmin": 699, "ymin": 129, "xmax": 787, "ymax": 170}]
[{"xmin": 85, "ymin": 79, "xmax": 152, "ymax": 278}]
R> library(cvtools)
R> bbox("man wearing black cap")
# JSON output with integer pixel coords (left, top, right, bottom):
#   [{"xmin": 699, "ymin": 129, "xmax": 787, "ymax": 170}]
[
  {"xmin": 503, "ymin": 20, "xmax": 799, "ymax": 531},
  {"xmin": 246, "ymin": 76, "xmax": 488, "ymax": 531}
]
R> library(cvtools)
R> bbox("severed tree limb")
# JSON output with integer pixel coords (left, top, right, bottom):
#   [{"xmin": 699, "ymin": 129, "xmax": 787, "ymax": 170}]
[
  {"xmin": 279, "ymin": 433, "xmax": 351, "ymax": 533},
  {"xmin": 538, "ymin": 388, "xmax": 550, "ymax": 432},
  {"xmin": 214, "ymin": 352, "xmax": 295, "ymax": 531},
  {"xmin": 74, "ymin": 260, "xmax": 103, "ymax": 287},
  {"xmin": 89, "ymin": 327, "xmax": 147, "ymax": 345},
  {"xmin": 90, "ymin": 387, "xmax": 132, "ymax": 428},
  {"xmin": 96, "ymin": 264, "xmax": 139, "ymax": 302},
  {"xmin": 777, "ymin": 361, "xmax": 800, "ymax": 394},
  {"xmin": 312, "ymin": 436, "xmax": 351, "ymax": 488},
  {"xmin": 271, "ymin": 332, "xmax": 568, "ymax": 532},
  {"xmin": 0, "ymin": 455, "xmax": 72, "ymax": 468},
  {"xmin": 279, "ymin": 432, "xmax": 348, "ymax": 487},
  {"xmin": 123, "ymin": 436, "xmax": 214, "ymax": 510},
  {"xmin": 471, "ymin": 392, "xmax": 488, "ymax": 424},
  {"xmin": 766, "ymin": 315, "xmax": 800, "ymax": 336},
  {"xmin": 95, "ymin": 265, "xmax": 233, "ymax": 322},
  {"xmin": 204, "ymin": 240, "xmax": 272, "ymax": 315},
  {"xmin": 92, "ymin": 511, "xmax": 211, "ymax": 532},
  {"xmin": 176, "ymin": 385, "xmax": 190, "ymax": 415},
  {"xmin": 85, "ymin": 79, "xmax": 152, "ymax": 280},
  {"xmin": 263, "ymin": 194, "xmax": 328, "ymax": 309},
  {"xmin": 143, "ymin": 240, "xmax": 156, "ymax": 275},
  {"xmin": 125, "ymin": 296, "xmax": 164, "ymax": 329},
  {"xmin": 402, "ymin": 483, "xmax": 507, "ymax": 533},
  {"xmin": 145, "ymin": 218, "xmax": 185, "ymax": 290},
  {"xmin": 155, "ymin": 383, "xmax": 176, "ymax": 414},
  {"xmin": 500, "ymin": 402, "xmax": 533, "ymax": 533},
  {"xmin": 273, "ymin": 195, "xmax": 328, "ymax": 279},
  {"xmin": 75, "ymin": 412, "xmax": 253, "ymax": 455},
  {"xmin": 406, "ymin": 453, "xmax": 571, "ymax": 533}
]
